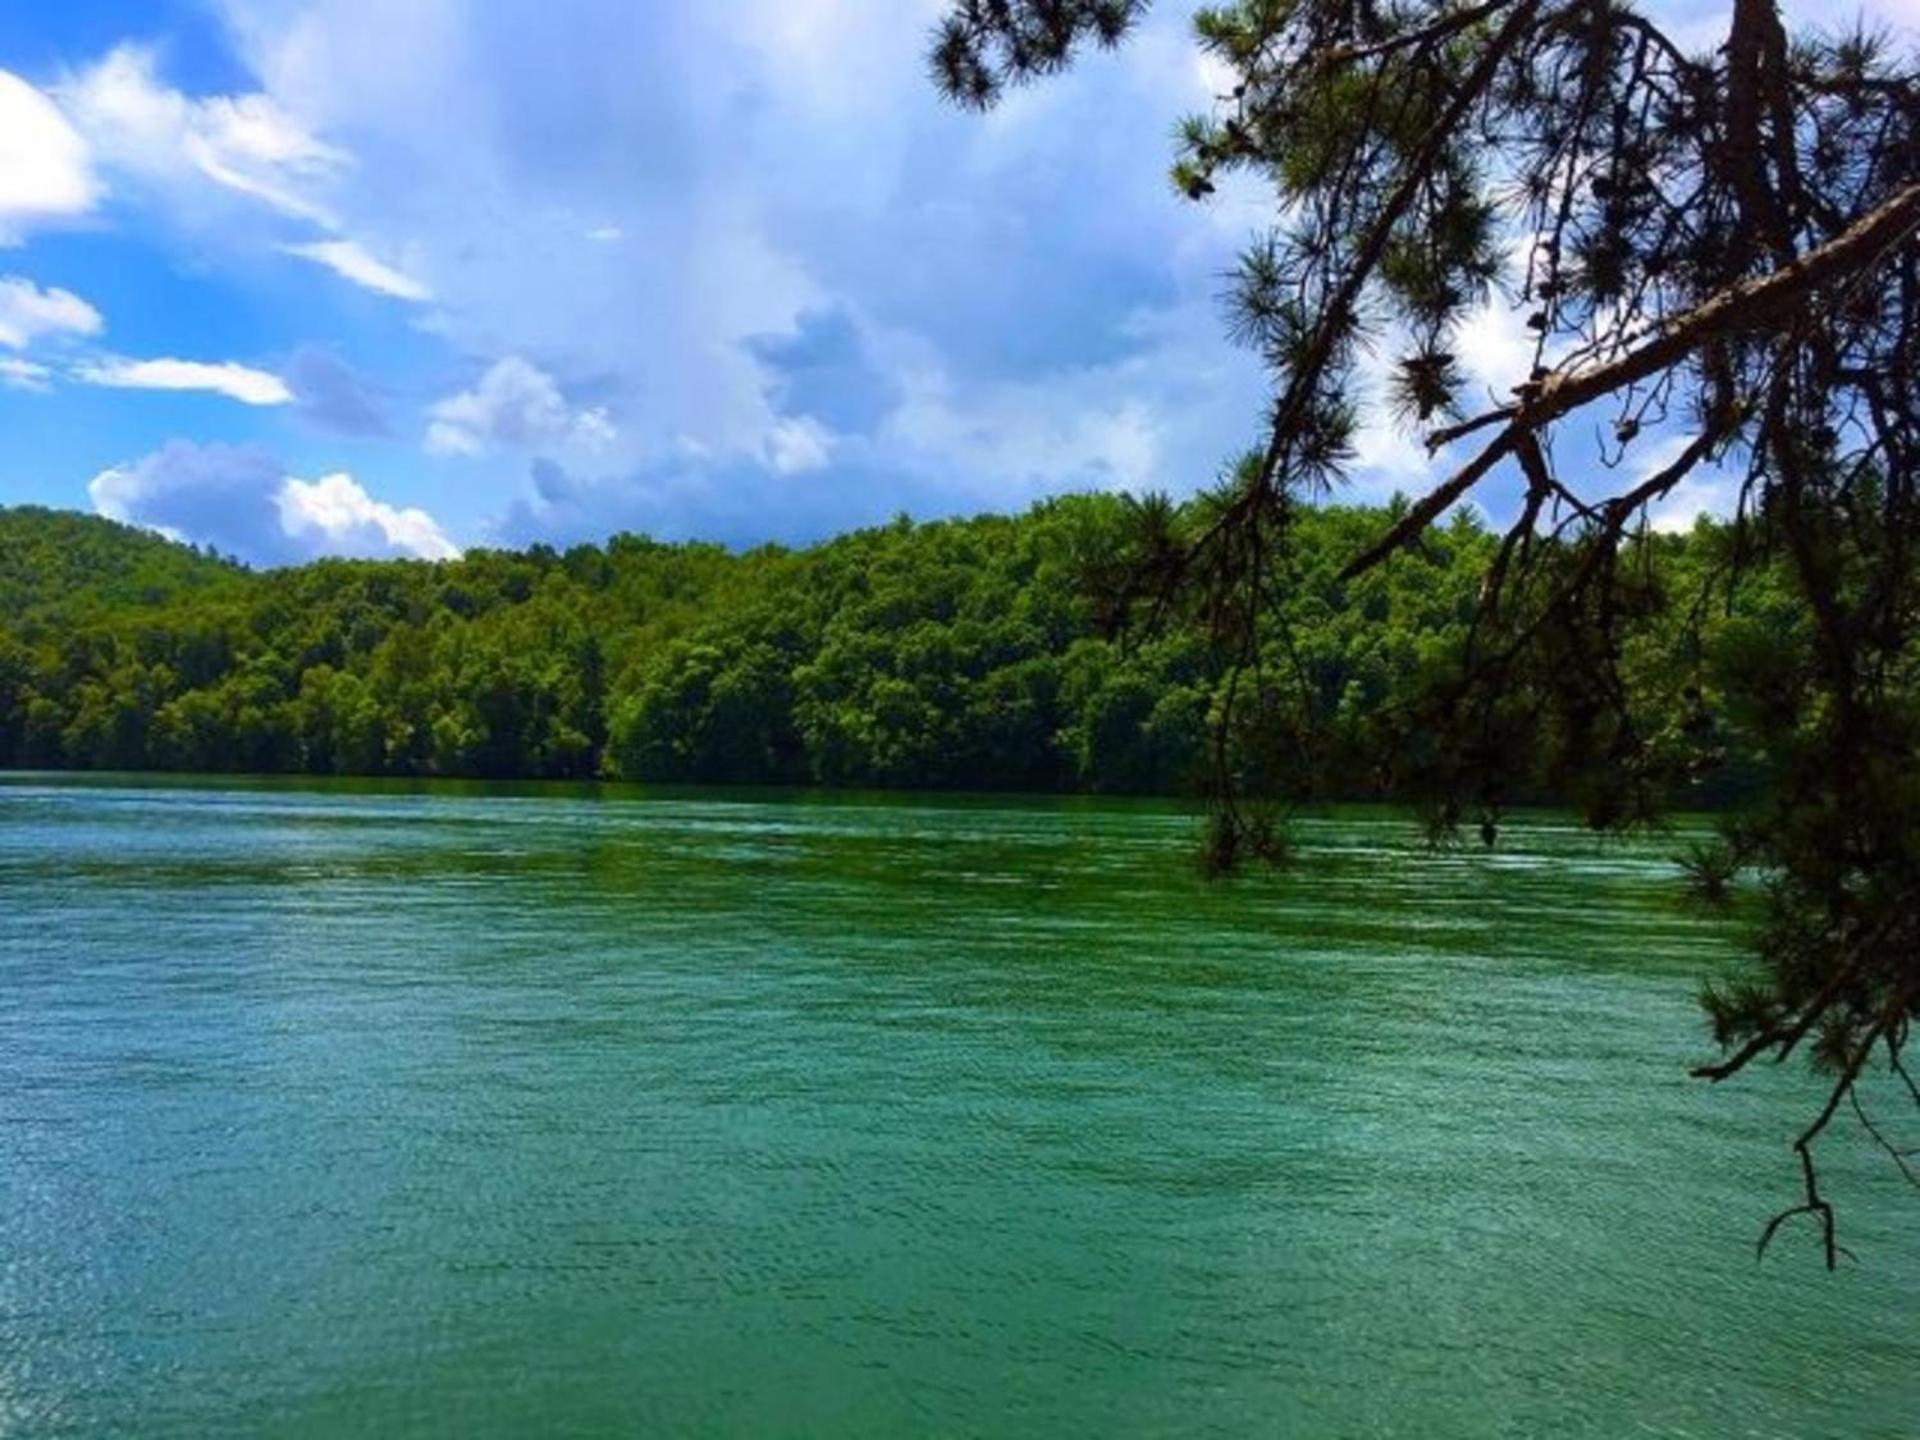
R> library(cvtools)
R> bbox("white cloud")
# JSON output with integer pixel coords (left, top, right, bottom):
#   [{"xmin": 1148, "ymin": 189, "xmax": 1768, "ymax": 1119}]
[
  {"xmin": 1451, "ymin": 296, "xmax": 1537, "ymax": 403},
  {"xmin": 277, "ymin": 472, "xmax": 461, "ymax": 559},
  {"xmin": 283, "ymin": 238, "xmax": 430, "ymax": 301},
  {"xmin": 199, "ymin": 0, "xmax": 1272, "ymax": 539},
  {"xmin": 0, "ymin": 357, "xmax": 53, "ymax": 392},
  {"xmin": 0, "ymin": 276, "xmax": 103, "ymax": 349},
  {"xmin": 1779, "ymin": 0, "xmax": 1917, "ymax": 41},
  {"xmin": 766, "ymin": 415, "xmax": 834, "ymax": 474},
  {"xmin": 423, "ymin": 418, "xmax": 484, "ymax": 458},
  {"xmin": 0, "ymin": 70, "xmax": 100, "ymax": 241},
  {"xmin": 890, "ymin": 367, "xmax": 1164, "ymax": 495},
  {"xmin": 77, "ymin": 356, "xmax": 293, "ymax": 406},
  {"xmin": 1341, "ymin": 246, "xmax": 1548, "ymax": 504},
  {"xmin": 574, "ymin": 406, "xmax": 617, "ymax": 446},
  {"xmin": 210, "ymin": 1, "xmax": 1168, "ymax": 488},
  {"xmin": 88, "ymin": 439, "xmax": 458, "ymax": 564},
  {"xmin": 1644, "ymin": 434, "xmax": 1746, "ymax": 533},
  {"xmin": 57, "ymin": 46, "xmax": 345, "ymax": 229},
  {"xmin": 425, "ymin": 355, "xmax": 612, "ymax": 457}
]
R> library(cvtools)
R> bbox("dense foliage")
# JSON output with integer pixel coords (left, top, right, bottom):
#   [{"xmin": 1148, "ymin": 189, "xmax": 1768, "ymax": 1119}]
[
  {"xmin": 0, "ymin": 506, "xmax": 246, "ymax": 617},
  {"xmin": 1, "ymin": 498, "xmax": 1754, "ymax": 803}
]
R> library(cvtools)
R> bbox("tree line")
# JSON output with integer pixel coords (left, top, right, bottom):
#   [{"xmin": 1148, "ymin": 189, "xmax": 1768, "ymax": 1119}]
[{"xmin": 1, "ymin": 496, "xmax": 1778, "ymax": 804}]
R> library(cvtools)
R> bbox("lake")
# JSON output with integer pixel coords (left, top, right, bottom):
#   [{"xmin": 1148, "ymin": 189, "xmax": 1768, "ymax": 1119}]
[{"xmin": 0, "ymin": 776, "xmax": 1913, "ymax": 1436}]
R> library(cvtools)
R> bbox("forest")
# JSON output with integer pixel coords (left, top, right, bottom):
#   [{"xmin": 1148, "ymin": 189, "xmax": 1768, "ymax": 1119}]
[{"xmin": 0, "ymin": 496, "xmax": 1783, "ymax": 805}]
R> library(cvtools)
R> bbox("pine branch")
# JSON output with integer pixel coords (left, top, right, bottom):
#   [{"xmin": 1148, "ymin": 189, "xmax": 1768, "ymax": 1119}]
[{"xmin": 1339, "ymin": 179, "xmax": 1920, "ymax": 581}]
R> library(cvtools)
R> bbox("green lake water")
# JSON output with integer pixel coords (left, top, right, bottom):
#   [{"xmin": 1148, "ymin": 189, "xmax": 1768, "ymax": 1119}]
[{"xmin": 0, "ymin": 776, "xmax": 1913, "ymax": 1437}]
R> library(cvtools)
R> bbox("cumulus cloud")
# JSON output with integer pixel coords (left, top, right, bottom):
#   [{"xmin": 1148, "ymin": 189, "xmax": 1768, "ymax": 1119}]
[
  {"xmin": 88, "ymin": 439, "xmax": 457, "ymax": 564},
  {"xmin": 425, "ymin": 355, "xmax": 613, "ymax": 457},
  {"xmin": 283, "ymin": 239, "xmax": 430, "ymax": 301},
  {"xmin": 765, "ymin": 415, "xmax": 834, "ymax": 475},
  {"xmin": 0, "ymin": 70, "xmax": 100, "ymax": 242},
  {"xmin": 0, "ymin": 275, "xmax": 103, "ymax": 350},
  {"xmin": 194, "ymin": 0, "xmax": 1266, "ymax": 540},
  {"xmin": 277, "ymin": 472, "xmax": 461, "ymax": 559},
  {"xmin": 889, "ymin": 373, "xmax": 1163, "ymax": 496},
  {"xmin": 1450, "ymin": 294, "xmax": 1539, "ymax": 404},
  {"xmin": 1644, "ymin": 435, "xmax": 1746, "ymax": 533},
  {"xmin": 57, "ymin": 45, "xmax": 345, "ymax": 229},
  {"xmin": 18, "ymin": 0, "xmax": 1911, "ymax": 552},
  {"xmin": 501, "ymin": 372, "xmax": 1177, "ymax": 552},
  {"xmin": 286, "ymin": 344, "xmax": 392, "ymax": 436},
  {"xmin": 76, "ymin": 356, "xmax": 292, "ymax": 406},
  {"xmin": 1334, "ymin": 235, "xmax": 1555, "ymax": 508},
  {"xmin": 90, "ymin": 441, "xmax": 280, "ymax": 552}
]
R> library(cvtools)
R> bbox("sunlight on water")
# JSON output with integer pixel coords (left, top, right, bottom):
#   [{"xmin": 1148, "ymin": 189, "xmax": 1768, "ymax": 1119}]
[{"xmin": 0, "ymin": 777, "xmax": 1913, "ymax": 1437}]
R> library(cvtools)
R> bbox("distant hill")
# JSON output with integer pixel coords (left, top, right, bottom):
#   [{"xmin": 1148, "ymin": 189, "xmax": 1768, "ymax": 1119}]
[
  {"xmin": 0, "ymin": 495, "xmax": 1750, "ymax": 802},
  {"xmin": 0, "ymin": 506, "xmax": 249, "ymax": 618}
]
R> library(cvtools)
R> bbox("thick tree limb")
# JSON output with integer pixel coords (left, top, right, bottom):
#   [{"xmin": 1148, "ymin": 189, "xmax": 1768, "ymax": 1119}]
[
  {"xmin": 1726, "ymin": 0, "xmax": 1797, "ymax": 261},
  {"xmin": 1339, "ymin": 179, "xmax": 1920, "ymax": 582}
]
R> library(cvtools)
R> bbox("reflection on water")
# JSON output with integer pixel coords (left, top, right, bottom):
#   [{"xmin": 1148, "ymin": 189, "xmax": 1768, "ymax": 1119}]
[{"xmin": 0, "ymin": 776, "xmax": 1913, "ymax": 1438}]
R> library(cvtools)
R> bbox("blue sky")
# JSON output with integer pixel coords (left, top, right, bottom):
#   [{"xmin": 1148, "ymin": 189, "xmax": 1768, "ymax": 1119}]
[{"xmin": 1, "ymin": 0, "xmax": 1912, "ymax": 565}]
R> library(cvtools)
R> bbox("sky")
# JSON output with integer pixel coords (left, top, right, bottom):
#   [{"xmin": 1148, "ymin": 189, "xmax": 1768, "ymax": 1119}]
[{"xmin": 1, "ymin": 0, "xmax": 1914, "ymax": 566}]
